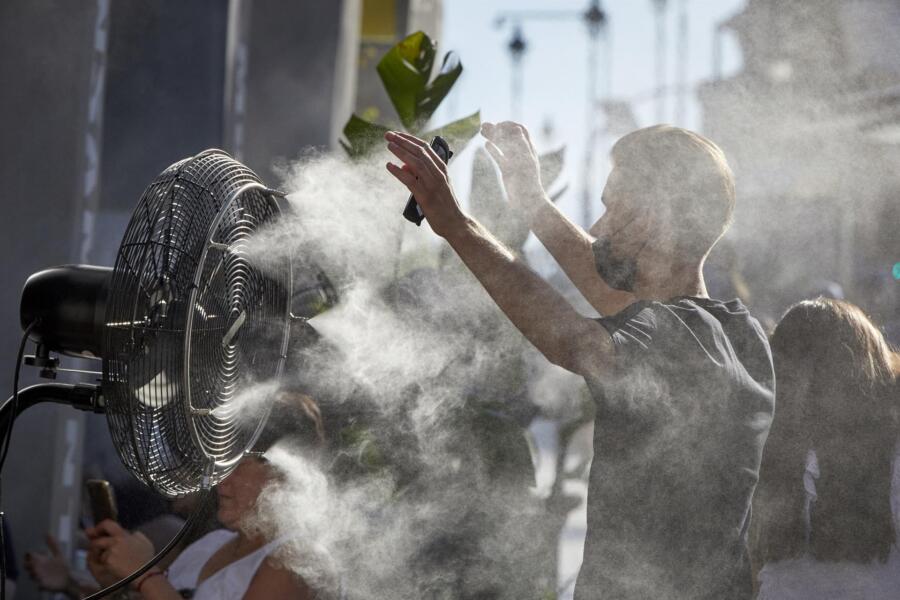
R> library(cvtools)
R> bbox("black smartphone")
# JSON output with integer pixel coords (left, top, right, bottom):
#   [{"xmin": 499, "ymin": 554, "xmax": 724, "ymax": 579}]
[
  {"xmin": 85, "ymin": 479, "xmax": 118, "ymax": 525},
  {"xmin": 403, "ymin": 136, "xmax": 453, "ymax": 226}
]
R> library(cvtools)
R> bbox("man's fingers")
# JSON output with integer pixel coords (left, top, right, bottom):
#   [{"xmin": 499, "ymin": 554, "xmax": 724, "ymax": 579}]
[
  {"xmin": 484, "ymin": 141, "xmax": 507, "ymax": 168},
  {"xmin": 496, "ymin": 121, "xmax": 528, "ymax": 141},
  {"xmin": 89, "ymin": 536, "xmax": 118, "ymax": 551},
  {"xmin": 386, "ymin": 162, "xmax": 423, "ymax": 196},
  {"xmin": 385, "ymin": 131, "xmax": 448, "ymax": 174},
  {"xmin": 386, "ymin": 141, "xmax": 424, "ymax": 171},
  {"xmin": 385, "ymin": 131, "xmax": 430, "ymax": 156},
  {"xmin": 386, "ymin": 142, "xmax": 431, "ymax": 184},
  {"xmin": 384, "ymin": 131, "xmax": 447, "ymax": 173},
  {"xmin": 92, "ymin": 519, "xmax": 125, "ymax": 538},
  {"xmin": 386, "ymin": 142, "xmax": 442, "ymax": 186},
  {"xmin": 516, "ymin": 122, "xmax": 533, "ymax": 144},
  {"xmin": 386, "ymin": 130, "xmax": 427, "ymax": 147},
  {"xmin": 483, "ymin": 121, "xmax": 518, "ymax": 141},
  {"xmin": 482, "ymin": 121, "xmax": 533, "ymax": 156}
]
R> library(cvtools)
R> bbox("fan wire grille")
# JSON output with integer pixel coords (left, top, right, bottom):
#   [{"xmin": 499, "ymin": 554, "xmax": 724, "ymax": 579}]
[{"xmin": 103, "ymin": 150, "xmax": 290, "ymax": 497}]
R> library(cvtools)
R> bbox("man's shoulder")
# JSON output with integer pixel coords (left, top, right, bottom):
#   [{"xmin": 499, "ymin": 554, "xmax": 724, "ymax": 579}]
[
  {"xmin": 600, "ymin": 296, "xmax": 757, "ymax": 335},
  {"xmin": 652, "ymin": 296, "xmax": 766, "ymax": 339},
  {"xmin": 599, "ymin": 296, "xmax": 772, "ymax": 369}
]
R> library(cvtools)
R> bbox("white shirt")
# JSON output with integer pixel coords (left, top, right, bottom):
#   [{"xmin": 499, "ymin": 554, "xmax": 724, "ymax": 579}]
[{"xmin": 166, "ymin": 529, "xmax": 282, "ymax": 600}]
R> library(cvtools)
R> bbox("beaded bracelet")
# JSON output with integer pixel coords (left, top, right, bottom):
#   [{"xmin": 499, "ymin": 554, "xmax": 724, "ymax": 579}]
[{"xmin": 132, "ymin": 567, "xmax": 166, "ymax": 593}]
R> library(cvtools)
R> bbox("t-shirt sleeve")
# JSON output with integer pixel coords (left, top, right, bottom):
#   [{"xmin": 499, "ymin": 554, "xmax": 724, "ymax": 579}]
[
  {"xmin": 597, "ymin": 300, "xmax": 660, "ymax": 354},
  {"xmin": 588, "ymin": 301, "xmax": 674, "ymax": 441}
]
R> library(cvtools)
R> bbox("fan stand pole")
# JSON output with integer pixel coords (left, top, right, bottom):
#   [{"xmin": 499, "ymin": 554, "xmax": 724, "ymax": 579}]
[
  {"xmin": 0, "ymin": 383, "xmax": 103, "ymax": 600},
  {"xmin": 0, "ymin": 385, "xmax": 216, "ymax": 599},
  {"xmin": 0, "ymin": 383, "xmax": 104, "ymax": 433}
]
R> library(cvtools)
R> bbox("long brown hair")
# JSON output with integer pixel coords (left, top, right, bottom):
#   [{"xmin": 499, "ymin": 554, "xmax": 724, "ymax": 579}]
[{"xmin": 753, "ymin": 299, "xmax": 898, "ymax": 566}]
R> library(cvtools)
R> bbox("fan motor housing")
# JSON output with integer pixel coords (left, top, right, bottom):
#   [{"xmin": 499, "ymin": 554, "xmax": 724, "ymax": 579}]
[{"xmin": 20, "ymin": 265, "xmax": 111, "ymax": 358}]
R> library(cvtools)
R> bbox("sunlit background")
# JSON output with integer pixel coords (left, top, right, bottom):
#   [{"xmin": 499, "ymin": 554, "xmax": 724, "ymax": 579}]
[
  {"xmin": 2, "ymin": 1, "xmax": 899, "ymax": 598},
  {"xmin": 438, "ymin": 0, "xmax": 744, "ymax": 231}
]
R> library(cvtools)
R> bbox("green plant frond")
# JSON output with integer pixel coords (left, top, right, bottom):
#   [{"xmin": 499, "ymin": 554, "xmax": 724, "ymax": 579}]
[
  {"xmin": 340, "ymin": 114, "xmax": 390, "ymax": 158},
  {"xmin": 421, "ymin": 110, "xmax": 481, "ymax": 149},
  {"xmin": 416, "ymin": 52, "xmax": 463, "ymax": 126},
  {"xmin": 376, "ymin": 31, "xmax": 437, "ymax": 130},
  {"xmin": 344, "ymin": 32, "xmax": 477, "ymax": 157}
]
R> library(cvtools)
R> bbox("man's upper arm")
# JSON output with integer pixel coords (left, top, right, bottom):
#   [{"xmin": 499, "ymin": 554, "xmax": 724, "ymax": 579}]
[{"xmin": 562, "ymin": 315, "xmax": 616, "ymax": 379}]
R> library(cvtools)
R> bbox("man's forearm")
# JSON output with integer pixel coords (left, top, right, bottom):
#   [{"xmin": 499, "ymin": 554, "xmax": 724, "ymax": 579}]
[
  {"xmin": 443, "ymin": 215, "xmax": 610, "ymax": 375},
  {"xmin": 515, "ymin": 191, "xmax": 633, "ymax": 316},
  {"xmin": 382, "ymin": 127, "xmax": 613, "ymax": 377}
]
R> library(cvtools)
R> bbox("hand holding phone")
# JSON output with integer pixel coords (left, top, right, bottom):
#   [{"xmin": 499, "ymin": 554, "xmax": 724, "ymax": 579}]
[
  {"xmin": 85, "ymin": 479, "xmax": 118, "ymax": 526},
  {"xmin": 402, "ymin": 136, "xmax": 453, "ymax": 226}
]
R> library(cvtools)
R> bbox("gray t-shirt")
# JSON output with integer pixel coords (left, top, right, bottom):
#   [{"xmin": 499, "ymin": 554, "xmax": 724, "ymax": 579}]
[{"xmin": 575, "ymin": 297, "xmax": 774, "ymax": 600}]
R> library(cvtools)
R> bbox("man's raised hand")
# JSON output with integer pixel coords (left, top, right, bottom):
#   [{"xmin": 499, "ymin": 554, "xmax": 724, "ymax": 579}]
[
  {"xmin": 385, "ymin": 131, "xmax": 465, "ymax": 238},
  {"xmin": 481, "ymin": 121, "xmax": 546, "ymax": 209}
]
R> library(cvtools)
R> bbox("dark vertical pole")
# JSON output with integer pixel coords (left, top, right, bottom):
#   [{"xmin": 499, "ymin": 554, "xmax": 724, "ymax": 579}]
[
  {"xmin": 508, "ymin": 25, "xmax": 527, "ymax": 122},
  {"xmin": 653, "ymin": 0, "xmax": 668, "ymax": 123},
  {"xmin": 224, "ymin": 0, "xmax": 254, "ymax": 162},
  {"xmin": 675, "ymin": 0, "xmax": 689, "ymax": 126}
]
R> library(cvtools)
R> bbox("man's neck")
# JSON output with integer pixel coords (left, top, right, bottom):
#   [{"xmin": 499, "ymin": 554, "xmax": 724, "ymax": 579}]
[{"xmin": 632, "ymin": 261, "xmax": 708, "ymax": 302}]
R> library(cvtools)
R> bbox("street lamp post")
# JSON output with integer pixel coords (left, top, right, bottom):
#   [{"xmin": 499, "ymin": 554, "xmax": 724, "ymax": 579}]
[
  {"xmin": 494, "ymin": 1, "xmax": 609, "ymax": 228},
  {"xmin": 507, "ymin": 25, "xmax": 527, "ymax": 122},
  {"xmin": 652, "ymin": 0, "xmax": 669, "ymax": 123}
]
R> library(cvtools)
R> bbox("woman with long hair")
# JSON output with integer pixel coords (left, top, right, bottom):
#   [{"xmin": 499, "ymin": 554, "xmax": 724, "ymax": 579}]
[{"xmin": 752, "ymin": 298, "xmax": 899, "ymax": 598}]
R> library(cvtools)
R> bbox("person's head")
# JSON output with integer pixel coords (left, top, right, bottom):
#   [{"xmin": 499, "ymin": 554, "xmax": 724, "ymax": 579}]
[
  {"xmin": 215, "ymin": 455, "xmax": 276, "ymax": 531},
  {"xmin": 216, "ymin": 391, "xmax": 325, "ymax": 532},
  {"xmin": 754, "ymin": 298, "xmax": 898, "ymax": 565},
  {"xmin": 589, "ymin": 125, "xmax": 735, "ymax": 292}
]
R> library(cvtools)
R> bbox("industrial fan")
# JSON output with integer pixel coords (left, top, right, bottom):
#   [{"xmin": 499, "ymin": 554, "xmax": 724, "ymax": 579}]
[{"xmin": 2, "ymin": 149, "xmax": 332, "ymax": 597}]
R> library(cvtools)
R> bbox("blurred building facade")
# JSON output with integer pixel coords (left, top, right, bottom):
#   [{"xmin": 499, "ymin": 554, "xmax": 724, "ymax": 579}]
[
  {"xmin": 700, "ymin": 0, "xmax": 900, "ymax": 333},
  {"xmin": 0, "ymin": 1, "xmax": 438, "ymax": 597}
]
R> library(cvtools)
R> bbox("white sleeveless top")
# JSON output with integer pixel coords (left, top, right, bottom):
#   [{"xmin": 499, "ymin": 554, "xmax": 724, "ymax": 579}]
[
  {"xmin": 757, "ymin": 446, "xmax": 900, "ymax": 599},
  {"xmin": 166, "ymin": 529, "xmax": 282, "ymax": 600}
]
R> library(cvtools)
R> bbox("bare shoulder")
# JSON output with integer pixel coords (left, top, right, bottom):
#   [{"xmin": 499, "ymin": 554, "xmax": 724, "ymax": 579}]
[{"xmin": 243, "ymin": 556, "xmax": 315, "ymax": 600}]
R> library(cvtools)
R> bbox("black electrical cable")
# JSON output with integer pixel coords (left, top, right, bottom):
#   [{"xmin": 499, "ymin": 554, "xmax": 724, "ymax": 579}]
[
  {"xmin": 0, "ymin": 321, "xmax": 38, "ymax": 600},
  {"xmin": 0, "ymin": 321, "xmax": 36, "ymax": 473},
  {"xmin": 0, "ymin": 517, "xmax": 5, "ymax": 600},
  {"xmin": 82, "ymin": 487, "xmax": 215, "ymax": 600}
]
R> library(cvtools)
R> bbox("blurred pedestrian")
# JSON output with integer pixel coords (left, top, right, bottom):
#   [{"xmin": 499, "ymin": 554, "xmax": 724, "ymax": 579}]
[{"xmin": 752, "ymin": 298, "xmax": 900, "ymax": 598}]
